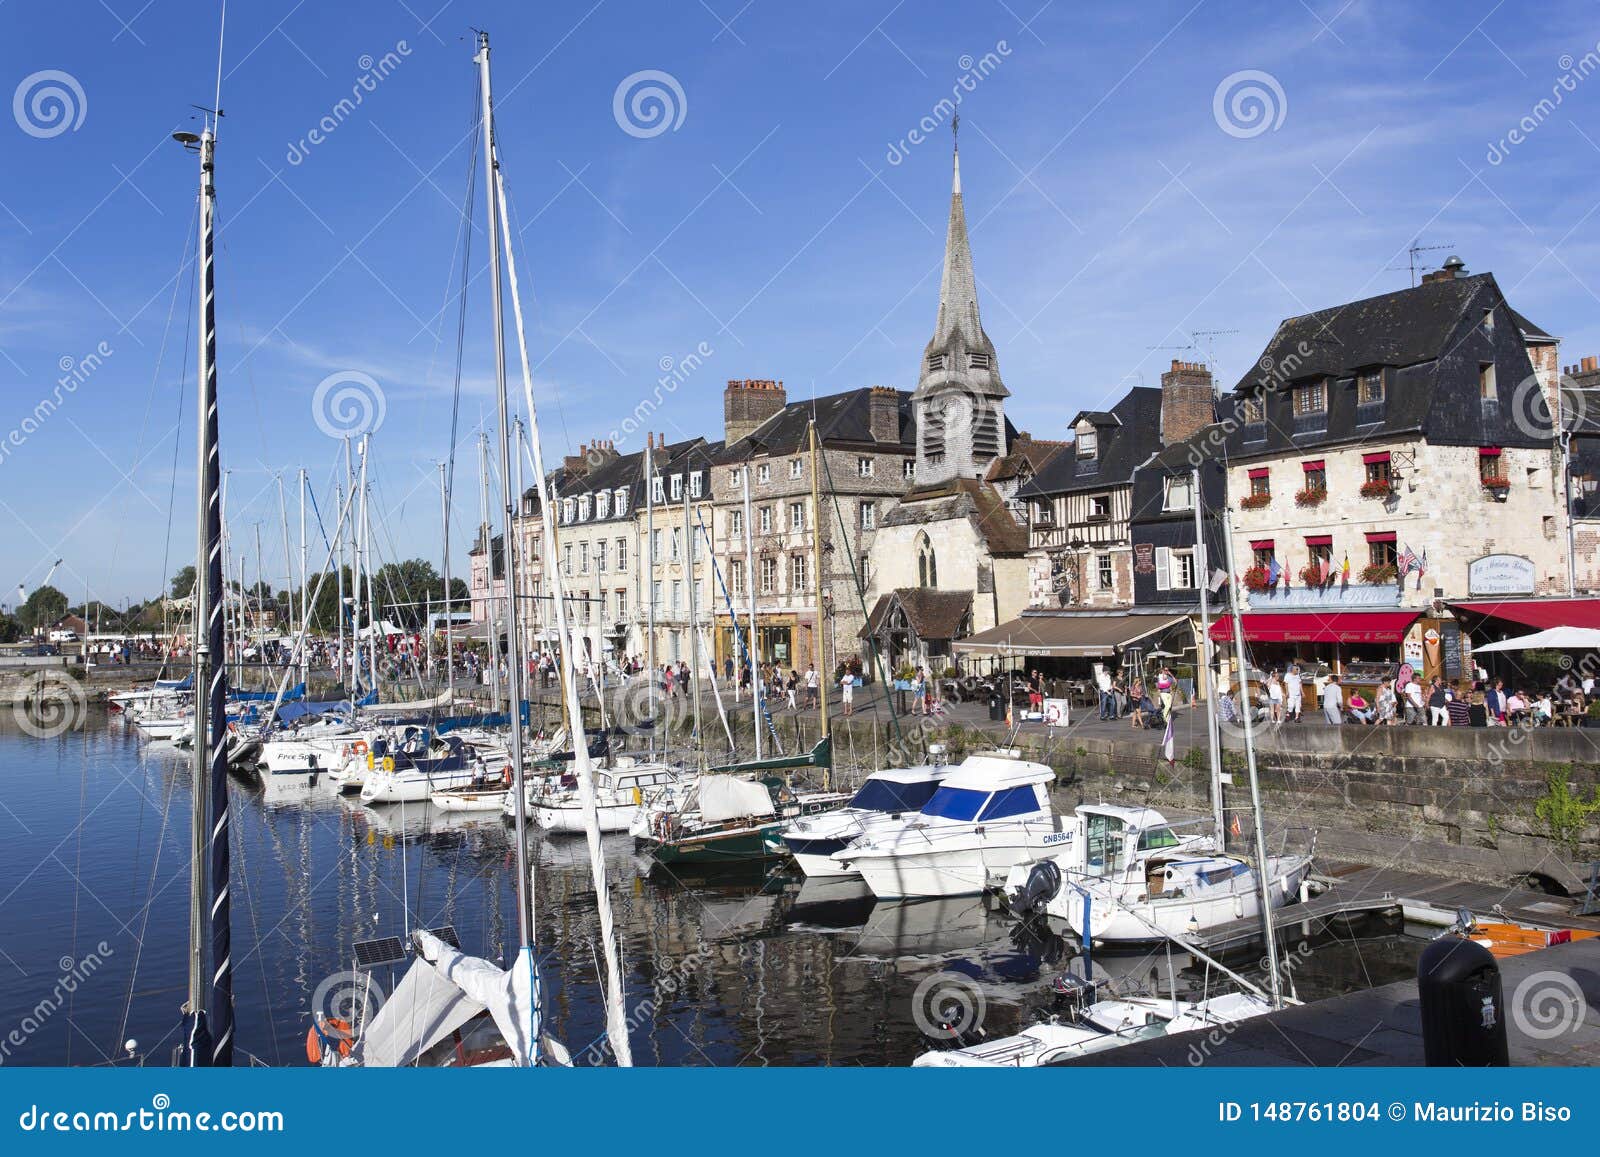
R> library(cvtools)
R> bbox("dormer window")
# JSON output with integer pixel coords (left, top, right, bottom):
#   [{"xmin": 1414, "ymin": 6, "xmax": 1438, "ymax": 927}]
[
  {"xmin": 1358, "ymin": 371, "xmax": 1384, "ymax": 406},
  {"xmin": 1163, "ymin": 475, "xmax": 1193, "ymax": 512},
  {"xmin": 1077, "ymin": 429, "xmax": 1098, "ymax": 460},
  {"xmin": 670, "ymin": 474, "xmax": 683, "ymax": 500},
  {"xmin": 578, "ymin": 495, "xmax": 592, "ymax": 521},
  {"xmin": 614, "ymin": 487, "xmax": 629, "ymax": 515},
  {"xmin": 689, "ymin": 472, "xmax": 703, "ymax": 498},
  {"xmin": 596, "ymin": 491, "xmax": 610, "ymax": 519},
  {"xmin": 650, "ymin": 477, "xmax": 664, "ymax": 504},
  {"xmin": 1242, "ymin": 396, "xmax": 1264, "ymax": 423},
  {"xmin": 561, "ymin": 498, "xmax": 574, "ymax": 523},
  {"xmin": 1293, "ymin": 381, "xmax": 1326, "ymax": 416}
]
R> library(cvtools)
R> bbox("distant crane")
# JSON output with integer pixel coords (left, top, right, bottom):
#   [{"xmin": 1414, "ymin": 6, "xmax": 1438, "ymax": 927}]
[{"xmin": 1388, "ymin": 239, "xmax": 1456, "ymax": 287}]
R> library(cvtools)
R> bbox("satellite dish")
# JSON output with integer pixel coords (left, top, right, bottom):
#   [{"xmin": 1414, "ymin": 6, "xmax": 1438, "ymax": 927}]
[{"xmin": 172, "ymin": 131, "xmax": 201, "ymax": 145}]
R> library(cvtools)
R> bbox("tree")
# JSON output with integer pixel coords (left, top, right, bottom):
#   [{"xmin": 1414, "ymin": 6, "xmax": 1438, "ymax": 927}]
[
  {"xmin": 170, "ymin": 566, "xmax": 196, "ymax": 600},
  {"xmin": 19, "ymin": 584, "xmax": 68, "ymax": 631}
]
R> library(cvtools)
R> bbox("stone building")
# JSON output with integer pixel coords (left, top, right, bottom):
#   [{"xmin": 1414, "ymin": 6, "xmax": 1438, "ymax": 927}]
[
  {"xmin": 637, "ymin": 435, "xmax": 721, "ymax": 670},
  {"xmin": 1211, "ymin": 258, "xmax": 1569, "ymax": 685},
  {"xmin": 710, "ymin": 378, "xmax": 916, "ymax": 678}
]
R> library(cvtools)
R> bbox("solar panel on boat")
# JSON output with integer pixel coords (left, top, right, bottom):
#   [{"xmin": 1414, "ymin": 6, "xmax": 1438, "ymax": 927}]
[
  {"xmin": 425, "ymin": 925, "xmax": 460, "ymax": 949},
  {"xmin": 352, "ymin": 936, "xmax": 406, "ymax": 969}
]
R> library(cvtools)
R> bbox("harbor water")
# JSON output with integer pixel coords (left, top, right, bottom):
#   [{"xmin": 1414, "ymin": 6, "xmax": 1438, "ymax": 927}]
[{"xmin": 0, "ymin": 712, "xmax": 1426, "ymax": 1066}]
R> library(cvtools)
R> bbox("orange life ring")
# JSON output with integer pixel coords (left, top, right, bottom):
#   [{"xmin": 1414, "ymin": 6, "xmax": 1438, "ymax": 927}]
[{"xmin": 352, "ymin": 740, "xmax": 369, "ymax": 756}]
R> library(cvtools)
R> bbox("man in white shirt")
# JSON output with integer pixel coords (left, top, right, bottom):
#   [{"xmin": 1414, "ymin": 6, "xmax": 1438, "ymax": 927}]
[
  {"xmin": 804, "ymin": 664, "xmax": 819, "ymax": 709},
  {"xmin": 1403, "ymin": 677, "xmax": 1424, "ymax": 725},
  {"xmin": 1283, "ymin": 665, "xmax": 1304, "ymax": 722},
  {"xmin": 1321, "ymin": 676, "xmax": 1344, "ymax": 725}
]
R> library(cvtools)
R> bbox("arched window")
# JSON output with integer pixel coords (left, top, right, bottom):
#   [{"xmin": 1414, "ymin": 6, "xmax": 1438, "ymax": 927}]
[{"xmin": 916, "ymin": 532, "xmax": 938, "ymax": 589}]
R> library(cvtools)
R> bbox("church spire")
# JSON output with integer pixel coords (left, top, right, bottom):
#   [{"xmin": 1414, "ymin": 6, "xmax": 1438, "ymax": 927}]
[{"xmin": 913, "ymin": 123, "xmax": 1008, "ymax": 486}]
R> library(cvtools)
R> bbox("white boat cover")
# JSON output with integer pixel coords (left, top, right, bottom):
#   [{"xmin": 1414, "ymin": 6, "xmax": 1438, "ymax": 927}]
[
  {"xmin": 356, "ymin": 954, "xmax": 486, "ymax": 1068},
  {"xmin": 366, "ymin": 689, "xmax": 454, "ymax": 713},
  {"xmin": 355, "ymin": 932, "xmax": 545, "ymax": 1067},
  {"xmin": 697, "ymin": 774, "xmax": 775, "ymax": 823}
]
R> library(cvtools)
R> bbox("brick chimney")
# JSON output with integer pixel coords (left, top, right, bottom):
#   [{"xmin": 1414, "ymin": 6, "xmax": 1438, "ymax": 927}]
[
  {"xmin": 1159, "ymin": 359, "xmax": 1215, "ymax": 446},
  {"xmin": 1421, "ymin": 255, "xmax": 1467, "ymax": 284},
  {"xmin": 724, "ymin": 379, "xmax": 787, "ymax": 444},
  {"xmin": 867, "ymin": 386, "xmax": 900, "ymax": 443}
]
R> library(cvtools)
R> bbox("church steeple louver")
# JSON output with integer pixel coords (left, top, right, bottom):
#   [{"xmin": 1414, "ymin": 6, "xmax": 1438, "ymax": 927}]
[{"xmin": 913, "ymin": 119, "xmax": 1008, "ymax": 486}]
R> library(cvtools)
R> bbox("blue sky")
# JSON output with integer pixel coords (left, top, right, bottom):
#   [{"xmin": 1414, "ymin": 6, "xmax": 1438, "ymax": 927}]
[{"xmin": 2, "ymin": 0, "xmax": 1598, "ymax": 607}]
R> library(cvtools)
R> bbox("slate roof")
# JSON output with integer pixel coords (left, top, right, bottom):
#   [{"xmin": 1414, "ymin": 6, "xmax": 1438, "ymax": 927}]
[
  {"xmin": 714, "ymin": 387, "xmax": 915, "ymax": 461},
  {"xmin": 1220, "ymin": 271, "xmax": 1556, "ymax": 454},
  {"xmin": 1019, "ymin": 387, "xmax": 1164, "ymax": 498},
  {"xmin": 860, "ymin": 588, "xmax": 974, "ymax": 642},
  {"xmin": 986, "ymin": 433, "xmax": 1069, "ymax": 486},
  {"xmin": 882, "ymin": 476, "xmax": 1029, "ymax": 555}
]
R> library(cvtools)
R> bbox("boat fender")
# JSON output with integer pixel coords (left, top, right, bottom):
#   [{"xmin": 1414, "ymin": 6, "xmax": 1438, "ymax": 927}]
[{"xmin": 382, "ymin": 756, "xmax": 396, "ymax": 773}]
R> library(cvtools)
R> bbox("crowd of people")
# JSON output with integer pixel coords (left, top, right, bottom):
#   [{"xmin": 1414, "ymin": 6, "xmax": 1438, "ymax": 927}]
[{"xmin": 1218, "ymin": 663, "xmax": 1595, "ymax": 728}]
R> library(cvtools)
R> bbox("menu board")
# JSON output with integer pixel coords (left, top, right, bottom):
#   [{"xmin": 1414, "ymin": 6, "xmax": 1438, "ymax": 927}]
[{"xmin": 1441, "ymin": 620, "xmax": 1463, "ymax": 679}]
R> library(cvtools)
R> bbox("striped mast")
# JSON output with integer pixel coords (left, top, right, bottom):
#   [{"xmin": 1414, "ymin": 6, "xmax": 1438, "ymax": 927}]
[{"xmin": 177, "ymin": 109, "xmax": 234, "ymax": 1066}]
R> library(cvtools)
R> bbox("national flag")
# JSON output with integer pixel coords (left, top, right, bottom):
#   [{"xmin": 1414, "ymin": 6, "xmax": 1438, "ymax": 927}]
[
  {"xmin": 1415, "ymin": 548, "xmax": 1428, "ymax": 590},
  {"xmin": 1266, "ymin": 558, "xmax": 1281, "ymax": 587},
  {"xmin": 1320, "ymin": 557, "xmax": 1332, "ymax": 586},
  {"xmin": 1340, "ymin": 554, "xmax": 1351, "ymax": 586},
  {"xmin": 1229, "ymin": 811, "xmax": 1242, "ymax": 838},
  {"xmin": 1162, "ymin": 713, "xmax": 1175, "ymax": 765},
  {"xmin": 1397, "ymin": 544, "xmax": 1416, "ymax": 579}
]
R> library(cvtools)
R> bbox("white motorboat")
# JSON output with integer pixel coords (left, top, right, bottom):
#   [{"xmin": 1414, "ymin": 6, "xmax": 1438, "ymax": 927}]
[
  {"xmin": 1000, "ymin": 804, "xmax": 1213, "ymax": 913},
  {"xmin": 530, "ymin": 762, "xmax": 686, "ymax": 833},
  {"xmin": 1064, "ymin": 849, "xmax": 1316, "ymax": 944},
  {"xmin": 832, "ymin": 754, "xmax": 1067, "ymax": 899},
  {"xmin": 773, "ymin": 760, "xmax": 952, "ymax": 877},
  {"xmin": 912, "ymin": 979, "xmax": 1272, "ymax": 1067}
]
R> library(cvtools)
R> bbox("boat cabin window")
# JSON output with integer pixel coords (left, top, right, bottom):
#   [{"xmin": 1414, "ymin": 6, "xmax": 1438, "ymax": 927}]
[
  {"xmin": 851, "ymin": 777, "xmax": 940, "ymax": 813},
  {"xmin": 919, "ymin": 786, "xmax": 990, "ymax": 822},
  {"xmin": 978, "ymin": 785, "xmax": 1042, "ymax": 821},
  {"xmin": 1136, "ymin": 825, "xmax": 1180, "ymax": 851},
  {"xmin": 1083, "ymin": 813, "xmax": 1127, "ymax": 875}
]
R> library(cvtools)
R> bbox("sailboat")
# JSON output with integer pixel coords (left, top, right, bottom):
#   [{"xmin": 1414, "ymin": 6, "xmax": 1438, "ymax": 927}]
[{"xmin": 309, "ymin": 30, "xmax": 632, "ymax": 1067}]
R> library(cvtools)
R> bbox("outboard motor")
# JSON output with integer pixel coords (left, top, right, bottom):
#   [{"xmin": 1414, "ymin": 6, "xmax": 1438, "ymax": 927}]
[{"xmin": 1009, "ymin": 858, "xmax": 1063, "ymax": 918}]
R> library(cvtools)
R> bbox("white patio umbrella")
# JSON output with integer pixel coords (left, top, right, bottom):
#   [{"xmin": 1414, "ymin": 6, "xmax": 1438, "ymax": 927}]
[{"xmin": 1471, "ymin": 626, "xmax": 1600, "ymax": 653}]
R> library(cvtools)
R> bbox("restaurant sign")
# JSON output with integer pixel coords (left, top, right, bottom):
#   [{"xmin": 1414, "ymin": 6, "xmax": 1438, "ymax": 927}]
[{"xmin": 1467, "ymin": 553, "xmax": 1535, "ymax": 596}]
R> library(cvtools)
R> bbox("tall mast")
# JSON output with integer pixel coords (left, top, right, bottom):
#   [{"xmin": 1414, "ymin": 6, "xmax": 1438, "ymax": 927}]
[
  {"xmin": 478, "ymin": 430, "xmax": 500, "ymax": 707},
  {"xmin": 1220, "ymin": 505, "xmax": 1283, "ymax": 1007},
  {"xmin": 685, "ymin": 454, "xmax": 701, "ymax": 742},
  {"xmin": 645, "ymin": 435, "xmax": 656, "ymax": 738},
  {"xmin": 476, "ymin": 32, "xmax": 533, "ymax": 963},
  {"xmin": 1192, "ymin": 465, "xmax": 1224, "ymax": 845},
  {"xmin": 809, "ymin": 421, "xmax": 829, "ymax": 784},
  {"xmin": 742, "ymin": 462, "xmax": 761, "ymax": 760},
  {"xmin": 440, "ymin": 460, "xmax": 454, "ymax": 700},
  {"xmin": 177, "ymin": 111, "xmax": 233, "ymax": 1067},
  {"xmin": 485, "ymin": 28, "xmax": 633, "ymax": 1064},
  {"xmin": 298, "ymin": 467, "xmax": 308, "ymax": 688},
  {"xmin": 513, "ymin": 418, "xmax": 527, "ymax": 672}
]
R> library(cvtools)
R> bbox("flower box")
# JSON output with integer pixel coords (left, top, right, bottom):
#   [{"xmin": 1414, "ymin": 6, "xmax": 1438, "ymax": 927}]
[
  {"xmin": 1242, "ymin": 565, "xmax": 1271, "ymax": 592},
  {"xmin": 1359, "ymin": 479, "xmax": 1394, "ymax": 500},
  {"xmin": 1294, "ymin": 487, "xmax": 1328, "ymax": 508},
  {"xmin": 1359, "ymin": 563, "xmax": 1398, "ymax": 585},
  {"xmin": 1480, "ymin": 475, "xmax": 1510, "ymax": 490},
  {"xmin": 1239, "ymin": 492, "xmax": 1272, "ymax": 510},
  {"xmin": 1298, "ymin": 563, "xmax": 1327, "ymax": 586}
]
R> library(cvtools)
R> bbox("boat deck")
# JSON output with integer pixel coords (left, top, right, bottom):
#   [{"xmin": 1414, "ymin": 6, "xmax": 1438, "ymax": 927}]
[
  {"xmin": 1059, "ymin": 932, "xmax": 1600, "ymax": 1066},
  {"xmin": 1187, "ymin": 862, "xmax": 1600, "ymax": 953}
]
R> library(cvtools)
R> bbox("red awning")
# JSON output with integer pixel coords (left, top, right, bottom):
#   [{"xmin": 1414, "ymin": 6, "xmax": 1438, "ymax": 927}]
[
  {"xmin": 1451, "ymin": 598, "xmax": 1600, "ymax": 631},
  {"xmin": 1210, "ymin": 610, "xmax": 1421, "ymax": 644},
  {"xmin": 1305, "ymin": 534, "xmax": 1333, "ymax": 547},
  {"xmin": 1362, "ymin": 451, "xmax": 1391, "ymax": 464},
  {"xmin": 1479, "ymin": 446, "xmax": 1502, "ymax": 456},
  {"xmin": 1247, "ymin": 467, "xmax": 1270, "ymax": 479},
  {"xmin": 1365, "ymin": 531, "xmax": 1397, "ymax": 543},
  {"xmin": 1249, "ymin": 539, "xmax": 1275, "ymax": 551},
  {"xmin": 1302, "ymin": 459, "xmax": 1325, "ymax": 471}
]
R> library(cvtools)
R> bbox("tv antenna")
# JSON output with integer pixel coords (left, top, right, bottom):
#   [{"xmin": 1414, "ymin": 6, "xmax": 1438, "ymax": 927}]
[{"xmin": 1388, "ymin": 240, "xmax": 1455, "ymax": 287}]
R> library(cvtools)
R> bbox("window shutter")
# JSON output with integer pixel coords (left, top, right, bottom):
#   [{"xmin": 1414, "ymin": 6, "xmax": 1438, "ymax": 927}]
[{"xmin": 1155, "ymin": 546, "xmax": 1171, "ymax": 591}]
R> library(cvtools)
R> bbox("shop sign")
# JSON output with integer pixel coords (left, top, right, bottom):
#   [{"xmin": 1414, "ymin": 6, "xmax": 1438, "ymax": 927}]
[
  {"xmin": 1134, "ymin": 543, "xmax": 1155, "ymax": 574},
  {"xmin": 1467, "ymin": 554, "xmax": 1535, "ymax": 596}
]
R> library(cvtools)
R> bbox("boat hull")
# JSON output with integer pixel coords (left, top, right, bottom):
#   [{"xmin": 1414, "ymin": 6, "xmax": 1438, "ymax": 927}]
[
  {"xmin": 644, "ymin": 823, "xmax": 783, "ymax": 866},
  {"xmin": 1067, "ymin": 856, "xmax": 1314, "ymax": 943}
]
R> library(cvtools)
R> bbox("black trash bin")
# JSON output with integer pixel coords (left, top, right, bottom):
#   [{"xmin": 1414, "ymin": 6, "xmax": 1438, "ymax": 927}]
[
  {"xmin": 988, "ymin": 689, "xmax": 1004, "ymax": 721},
  {"xmin": 1417, "ymin": 935, "xmax": 1509, "ymax": 1066}
]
